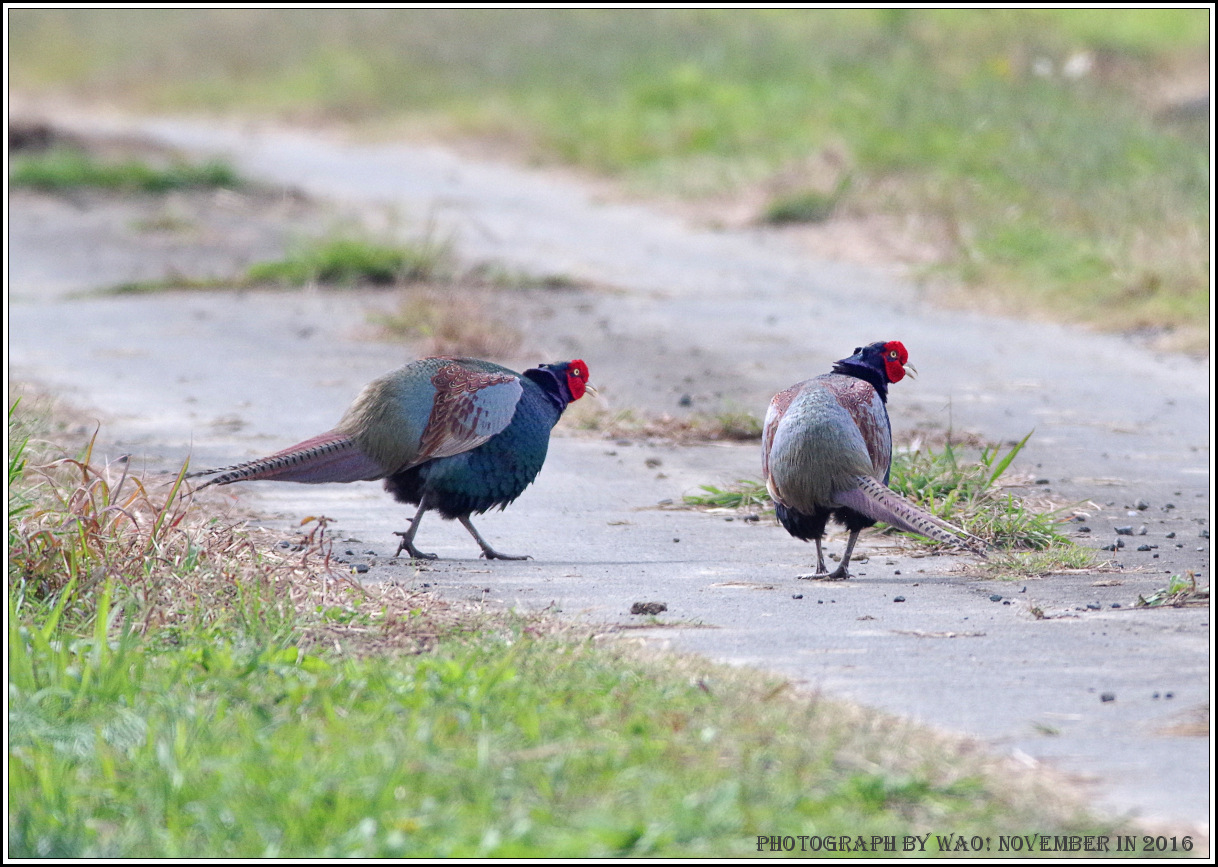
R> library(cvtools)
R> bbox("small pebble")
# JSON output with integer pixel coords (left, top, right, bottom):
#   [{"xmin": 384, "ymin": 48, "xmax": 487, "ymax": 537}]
[
  {"xmin": 1166, "ymin": 531, "xmax": 1176, "ymax": 539},
  {"xmin": 743, "ymin": 514, "xmax": 760, "ymax": 523},
  {"xmin": 1115, "ymin": 526, "xmax": 1134, "ymax": 535},
  {"xmin": 1112, "ymin": 603, "xmax": 1121, "ymax": 608},
  {"xmin": 792, "ymin": 594, "xmax": 803, "ymax": 600},
  {"xmin": 678, "ymin": 394, "xmax": 693, "ymax": 407},
  {"xmin": 1137, "ymin": 544, "xmax": 1153, "ymax": 552},
  {"xmin": 352, "ymin": 564, "xmax": 369, "ymax": 574},
  {"xmin": 673, "ymin": 538, "xmax": 680, "ymax": 543},
  {"xmin": 989, "ymin": 594, "xmax": 1003, "ymax": 602},
  {"xmin": 1136, "ymin": 499, "xmax": 1150, "ymax": 510},
  {"xmin": 345, "ymin": 549, "xmax": 355, "ymax": 556},
  {"xmin": 658, "ymin": 498, "xmax": 673, "ymax": 506},
  {"xmin": 1165, "ymin": 692, "xmax": 1174, "ymax": 699},
  {"xmin": 893, "ymin": 596, "xmax": 906, "ymax": 603},
  {"xmin": 1077, "ymin": 526, "xmax": 1091, "ymax": 534},
  {"xmin": 1153, "ymin": 692, "xmax": 1160, "ymax": 699},
  {"xmin": 1086, "ymin": 603, "xmax": 1101, "ymax": 610},
  {"xmin": 630, "ymin": 601, "xmax": 667, "ymax": 615},
  {"xmin": 1201, "ymin": 529, "xmax": 1210, "ymax": 539},
  {"xmin": 1100, "ymin": 692, "xmax": 1116, "ymax": 703},
  {"xmin": 1137, "ymin": 526, "xmax": 1148, "ymax": 535}
]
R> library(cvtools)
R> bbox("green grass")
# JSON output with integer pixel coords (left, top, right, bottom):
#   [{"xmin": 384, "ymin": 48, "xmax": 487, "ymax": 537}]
[
  {"xmin": 10, "ymin": 402, "xmax": 1140, "ymax": 857},
  {"xmin": 8, "ymin": 8, "xmax": 1209, "ymax": 349},
  {"xmin": 684, "ymin": 479, "xmax": 772, "ymax": 511},
  {"xmin": 886, "ymin": 433, "xmax": 1073, "ymax": 551},
  {"xmin": 245, "ymin": 237, "xmax": 449, "ymax": 288},
  {"xmin": 10, "ymin": 147, "xmax": 242, "ymax": 193}
]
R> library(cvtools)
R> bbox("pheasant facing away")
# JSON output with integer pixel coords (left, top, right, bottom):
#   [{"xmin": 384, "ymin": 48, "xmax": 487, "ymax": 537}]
[
  {"xmin": 191, "ymin": 357, "xmax": 591, "ymax": 561},
  {"xmin": 762, "ymin": 341, "xmax": 984, "ymax": 580}
]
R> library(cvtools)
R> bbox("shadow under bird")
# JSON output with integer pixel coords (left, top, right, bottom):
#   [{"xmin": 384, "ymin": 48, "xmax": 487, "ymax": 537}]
[
  {"xmin": 190, "ymin": 356, "xmax": 592, "ymax": 560},
  {"xmin": 762, "ymin": 341, "xmax": 985, "ymax": 580}
]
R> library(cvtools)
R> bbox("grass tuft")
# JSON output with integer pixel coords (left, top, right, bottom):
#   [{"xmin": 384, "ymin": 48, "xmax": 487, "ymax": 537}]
[
  {"xmin": 245, "ymin": 236, "xmax": 450, "ymax": 288},
  {"xmin": 683, "ymin": 480, "xmax": 771, "ymax": 511},
  {"xmin": 763, "ymin": 176, "xmax": 852, "ymax": 225},
  {"xmin": 979, "ymin": 545, "xmax": 1099, "ymax": 580},
  {"xmin": 10, "ymin": 146, "xmax": 241, "ymax": 192}
]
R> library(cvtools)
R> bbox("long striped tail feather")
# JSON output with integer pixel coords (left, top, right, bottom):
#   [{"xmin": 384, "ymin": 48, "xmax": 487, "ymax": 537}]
[
  {"xmin": 188, "ymin": 431, "xmax": 385, "ymax": 489},
  {"xmin": 835, "ymin": 474, "xmax": 988, "ymax": 555}
]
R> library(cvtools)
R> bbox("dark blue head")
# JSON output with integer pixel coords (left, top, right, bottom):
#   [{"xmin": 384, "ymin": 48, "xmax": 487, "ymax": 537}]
[
  {"xmin": 524, "ymin": 359, "xmax": 591, "ymax": 407},
  {"xmin": 831, "ymin": 341, "xmax": 911, "ymax": 402}
]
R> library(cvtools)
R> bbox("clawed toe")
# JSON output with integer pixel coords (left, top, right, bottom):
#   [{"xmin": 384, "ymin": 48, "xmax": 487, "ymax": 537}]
[
  {"xmin": 796, "ymin": 570, "xmax": 849, "ymax": 581},
  {"xmin": 480, "ymin": 549, "xmax": 532, "ymax": 561},
  {"xmin": 393, "ymin": 531, "xmax": 437, "ymax": 561}
]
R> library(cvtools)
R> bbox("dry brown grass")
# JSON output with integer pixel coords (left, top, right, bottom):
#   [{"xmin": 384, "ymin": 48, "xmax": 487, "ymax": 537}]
[
  {"xmin": 372, "ymin": 285, "xmax": 522, "ymax": 359},
  {"xmin": 8, "ymin": 411, "xmax": 472, "ymax": 651}
]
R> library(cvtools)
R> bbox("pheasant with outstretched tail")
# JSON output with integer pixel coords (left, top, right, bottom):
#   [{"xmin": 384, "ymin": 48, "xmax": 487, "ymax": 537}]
[
  {"xmin": 762, "ymin": 341, "xmax": 984, "ymax": 579},
  {"xmin": 191, "ymin": 356, "xmax": 591, "ymax": 560}
]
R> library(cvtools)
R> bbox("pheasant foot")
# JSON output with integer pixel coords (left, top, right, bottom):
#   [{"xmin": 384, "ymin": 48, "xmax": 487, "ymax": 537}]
[
  {"xmin": 393, "ymin": 531, "xmax": 437, "ymax": 560},
  {"xmin": 796, "ymin": 569, "xmax": 850, "ymax": 581}
]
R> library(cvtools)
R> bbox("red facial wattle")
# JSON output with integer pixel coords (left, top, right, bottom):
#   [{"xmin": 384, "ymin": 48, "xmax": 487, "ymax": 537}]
[
  {"xmin": 565, "ymin": 359, "xmax": 590, "ymax": 400},
  {"xmin": 882, "ymin": 341, "xmax": 909, "ymax": 383}
]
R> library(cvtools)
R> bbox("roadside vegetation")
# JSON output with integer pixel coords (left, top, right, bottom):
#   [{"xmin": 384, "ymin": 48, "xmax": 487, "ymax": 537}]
[
  {"xmin": 8, "ymin": 8, "xmax": 1209, "ymax": 350},
  {"xmin": 10, "ymin": 399, "xmax": 1133, "ymax": 857}
]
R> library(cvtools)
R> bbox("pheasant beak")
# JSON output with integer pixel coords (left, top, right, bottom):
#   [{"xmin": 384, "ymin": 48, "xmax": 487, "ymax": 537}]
[
  {"xmin": 904, "ymin": 362, "xmax": 918, "ymax": 379},
  {"xmin": 584, "ymin": 383, "xmax": 599, "ymax": 396}
]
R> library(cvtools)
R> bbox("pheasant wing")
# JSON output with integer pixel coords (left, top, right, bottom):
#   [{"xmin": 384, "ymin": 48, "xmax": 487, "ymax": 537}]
[{"xmin": 414, "ymin": 362, "xmax": 524, "ymax": 463}]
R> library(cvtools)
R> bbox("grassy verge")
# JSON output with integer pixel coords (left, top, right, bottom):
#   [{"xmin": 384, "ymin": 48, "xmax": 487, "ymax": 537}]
[
  {"xmin": 10, "ymin": 400, "xmax": 1138, "ymax": 856},
  {"xmin": 8, "ymin": 8, "xmax": 1210, "ymax": 350}
]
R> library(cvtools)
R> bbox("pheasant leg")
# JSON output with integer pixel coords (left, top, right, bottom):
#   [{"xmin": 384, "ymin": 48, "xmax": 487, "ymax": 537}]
[
  {"xmin": 459, "ymin": 516, "xmax": 531, "ymax": 561},
  {"xmin": 393, "ymin": 502, "xmax": 437, "ymax": 560},
  {"xmin": 797, "ymin": 531, "xmax": 859, "ymax": 581}
]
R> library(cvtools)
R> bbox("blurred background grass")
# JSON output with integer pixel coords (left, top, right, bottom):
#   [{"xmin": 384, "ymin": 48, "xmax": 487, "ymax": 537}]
[{"xmin": 9, "ymin": 8, "xmax": 1210, "ymax": 349}]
